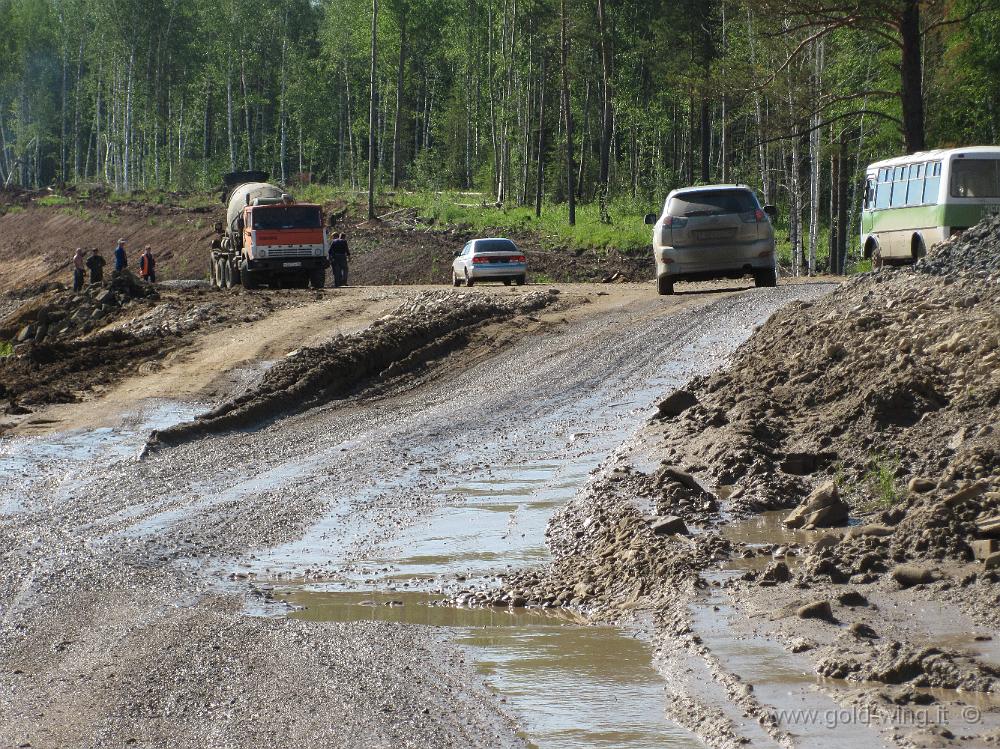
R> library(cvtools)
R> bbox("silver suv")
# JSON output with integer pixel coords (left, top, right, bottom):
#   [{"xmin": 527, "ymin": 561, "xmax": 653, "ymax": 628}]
[{"xmin": 644, "ymin": 185, "xmax": 778, "ymax": 295}]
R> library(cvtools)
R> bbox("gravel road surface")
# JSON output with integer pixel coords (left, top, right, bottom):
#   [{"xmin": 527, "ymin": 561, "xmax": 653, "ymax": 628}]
[{"xmin": 0, "ymin": 281, "xmax": 833, "ymax": 748}]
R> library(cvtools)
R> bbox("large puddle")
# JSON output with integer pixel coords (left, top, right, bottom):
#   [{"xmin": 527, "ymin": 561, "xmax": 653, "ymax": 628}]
[{"xmin": 286, "ymin": 590, "xmax": 701, "ymax": 748}]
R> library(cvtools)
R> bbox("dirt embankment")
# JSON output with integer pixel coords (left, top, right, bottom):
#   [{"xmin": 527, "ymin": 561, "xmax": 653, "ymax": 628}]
[
  {"xmin": 149, "ymin": 288, "xmax": 564, "ymax": 447},
  {"xmin": 0, "ymin": 192, "xmax": 653, "ymax": 293},
  {"xmin": 470, "ymin": 217, "xmax": 1000, "ymax": 745},
  {"xmin": 0, "ymin": 275, "xmax": 324, "ymax": 422}
]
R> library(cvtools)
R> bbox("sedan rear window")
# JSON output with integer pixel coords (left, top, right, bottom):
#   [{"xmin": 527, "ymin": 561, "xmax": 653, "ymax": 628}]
[
  {"xmin": 474, "ymin": 239, "xmax": 518, "ymax": 253},
  {"xmin": 668, "ymin": 190, "xmax": 759, "ymax": 217}
]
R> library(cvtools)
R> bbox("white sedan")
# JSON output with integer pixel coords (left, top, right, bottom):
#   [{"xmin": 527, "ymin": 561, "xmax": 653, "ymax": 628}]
[{"xmin": 452, "ymin": 238, "xmax": 527, "ymax": 287}]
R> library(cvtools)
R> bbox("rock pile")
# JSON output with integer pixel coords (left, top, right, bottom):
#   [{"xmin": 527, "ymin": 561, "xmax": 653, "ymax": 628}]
[
  {"xmin": 2, "ymin": 272, "xmax": 158, "ymax": 349},
  {"xmin": 644, "ymin": 215, "xmax": 998, "ymax": 516},
  {"xmin": 916, "ymin": 213, "xmax": 1000, "ymax": 280}
]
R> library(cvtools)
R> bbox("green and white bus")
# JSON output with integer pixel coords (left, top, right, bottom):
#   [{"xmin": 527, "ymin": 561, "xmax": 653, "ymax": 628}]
[{"xmin": 861, "ymin": 146, "xmax": 1000, "ymax": 266}]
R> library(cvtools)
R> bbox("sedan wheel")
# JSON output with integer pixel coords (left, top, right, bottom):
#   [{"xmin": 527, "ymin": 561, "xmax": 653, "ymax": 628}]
[
  {"xmin": 452, "ymin": 271, "xmax": 461, "ymax": 287},
  {"xmin": 465, "ymin": 272, "xmax": 474, "ymax": 287}
]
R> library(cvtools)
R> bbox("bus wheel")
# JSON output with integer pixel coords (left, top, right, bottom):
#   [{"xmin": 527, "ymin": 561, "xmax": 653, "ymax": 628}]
[
  {"xmin": 872, "ymin": 245, "xmax": 885, "ymax": 271},
  {"xmin": 912, "ymin": 235, "xmax": 926, "ymax": 262}
]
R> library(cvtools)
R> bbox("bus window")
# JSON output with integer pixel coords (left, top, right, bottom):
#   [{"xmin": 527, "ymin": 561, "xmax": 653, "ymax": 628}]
[
  {"xmin": 923, "ymin": 162, "xmax": 941, "ymax": 203},
  {"xmin": 906, "ymin": 167, "xmax": 925, "ymax": 205},
  {"xmin": 951, "ymin": 158, "xmax": 1000, "ymax": 198},
  {"xmin": 863, "ymin": 179, "xmax": 876, "ymax": 210},
  {"xmin": 890, "ymin": 168, "xmax": 907, "ymax": 207},
  {"xmin": 875, "ymin": 178, "xmax": 891, "ymax": 209}
]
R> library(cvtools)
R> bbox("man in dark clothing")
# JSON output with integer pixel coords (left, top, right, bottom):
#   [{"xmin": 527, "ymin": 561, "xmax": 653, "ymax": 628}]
[
  {"xmin": 114, "ymin": 239, "xmax": 128, "ymax": 273},
  {"xmin": 86, "ymin": 249, "xmax": 106, "ymax": 284},
  {"xmin": 72, "ymin": 248, "xmax": 86, "ymax": 292},
  {"xmin": 328, "ymin": 233, "xmax": 350, "ymax": 287},
  {"xmin": 139, "ymin": 246, "xmax": 156, "ymax": 283}
]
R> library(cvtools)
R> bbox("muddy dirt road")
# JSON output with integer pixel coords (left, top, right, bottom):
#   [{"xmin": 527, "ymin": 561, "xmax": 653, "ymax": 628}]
[{"xmin": 1, "ymin": 281, "xmax": 834, "ymax": 748}]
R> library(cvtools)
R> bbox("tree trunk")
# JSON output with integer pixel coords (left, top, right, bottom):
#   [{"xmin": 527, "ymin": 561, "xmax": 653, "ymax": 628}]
[
  {"xmin": 836, "ymin": 130, "xmax": 849, "ymax": 274},
  {"xmin": 596, "ymin": 0, "xmax": 612, "ymax": 221},
  {"xmin": 700, "ymin": 98, "xmax": 710, "ymax": 182},
  {"xmin": 900, "ymin": 0, "xmax": 925, "ymax": 152},
  {"xmin": 560, "ymin": 0, "xmax": 575, "ymax": 226},
  {"xmin": 576, "ymin": 80, "xmax": 589, "ymax": 201},
  {"xmin": 368, "ymin": 0, "xmax": 379, "ymax": 219},
  {"xmin": 280, "ymin": 10, "xmax": 288, "ymax": 184},
  {"xmin": 535, "ymin": 53, "xmax": 547, "ymax": 218},
  {"xmin": 392, "ymin": 8, "xmax": 406, "ymax": 188}
]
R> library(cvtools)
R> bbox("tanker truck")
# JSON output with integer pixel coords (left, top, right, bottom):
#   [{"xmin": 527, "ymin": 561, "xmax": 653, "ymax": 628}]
[{"xmin": 209, "ymin": 171, "xmax": 328, "ymax": 290}]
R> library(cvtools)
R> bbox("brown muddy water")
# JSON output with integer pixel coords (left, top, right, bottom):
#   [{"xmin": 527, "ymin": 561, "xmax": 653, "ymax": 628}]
[{"xmin": 286, "ymin": 590, "xmax": 702, "ymax": 748}]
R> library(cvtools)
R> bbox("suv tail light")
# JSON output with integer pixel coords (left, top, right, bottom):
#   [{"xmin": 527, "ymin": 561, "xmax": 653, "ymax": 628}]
[
  {"xmin": 742, "ymin": 210, "xmax": 766, "ymax": 223},
  {"xmin": 664, "ymin": 216, "xmax": 688, "ymax": 228}
]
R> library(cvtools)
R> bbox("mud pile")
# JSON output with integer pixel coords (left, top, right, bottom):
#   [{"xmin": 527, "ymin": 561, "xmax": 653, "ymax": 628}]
[
  {"xmin": 0, "ymin": 272, "xmax": 158, "ymax": 347},
  {"xmin": 149, "ymin": 289, "xmax": 562, "ymax": 447},
  {"xmin": 0, "ymin": 284, "xmax": 279, "ymax": 411}
]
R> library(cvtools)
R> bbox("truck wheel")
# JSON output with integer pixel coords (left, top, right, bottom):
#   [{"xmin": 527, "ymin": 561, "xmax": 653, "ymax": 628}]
[
  {"xmin": 209, "ymin": 257, "xmax": 219, "ymax": 289},
  {"xmin": 309, "ymin": 268, "xmax": 326, "ymax": 289},
  {"xmin": 242, "ymin": 271, "xmax": 260, "ymax": 290},
  {"xmin": 222, "ymin": 260, "xmax": 233, "ymax": 289},
  {"xmin": 231, "ymin": 262, "xmax": 241, "ymax": 287},
  {"xmin": 657, "ymin": 276, "xmax": 674, "ymax": 295}
]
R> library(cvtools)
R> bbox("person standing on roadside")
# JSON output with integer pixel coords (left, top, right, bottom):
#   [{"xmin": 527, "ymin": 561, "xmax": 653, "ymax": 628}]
[
  {"xmin": 86, "ymin": 248, "xmax": 106, "ymax": 284},
  {"xmin": 139, "ymin": 245, "xmax": 156, "ymax": 283},
  {"xmin": 328, "ymin": 232, "xmax": 351, "ymax": 287},
  {"xmin": 113, "ymin": 238, "xmax": 128, "ymax": 273},
  {"xmin": 72, "ymin": 248, "xmax": 86, "ymax": 292}
]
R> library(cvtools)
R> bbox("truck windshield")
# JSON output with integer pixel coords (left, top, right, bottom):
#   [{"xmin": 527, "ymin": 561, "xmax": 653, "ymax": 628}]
[
  {"xmin": 252, "ymin": 206, "xmax": 322, "ymax": 229},
  {"xmin": 668, "ymin": 190, "xmax": 758, "ymax": 217}
]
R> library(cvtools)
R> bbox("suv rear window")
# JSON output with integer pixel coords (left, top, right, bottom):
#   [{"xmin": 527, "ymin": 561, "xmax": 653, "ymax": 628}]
[
  {"xmin": 668, "ymin": 190, "xmax": 758, "ymax": 217},
  {"xmin": 474, "ymin": 239, "xmax": 518, "ymax": 253}
]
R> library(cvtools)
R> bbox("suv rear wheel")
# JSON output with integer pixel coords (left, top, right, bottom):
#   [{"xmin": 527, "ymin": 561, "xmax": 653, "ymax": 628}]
[
  {"xmin": 754, "ymin": 268, "xmax": 777, "ymax": 288},
  {"xmin": 657, "ymin": 276, "xmax": 674, "ymax": 295}
]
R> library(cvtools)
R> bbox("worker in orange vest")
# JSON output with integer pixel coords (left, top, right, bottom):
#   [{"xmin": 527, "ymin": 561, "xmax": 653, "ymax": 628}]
[{"xmin": 139, "ymin": 246, "xmax": 157, "ymax": 283}]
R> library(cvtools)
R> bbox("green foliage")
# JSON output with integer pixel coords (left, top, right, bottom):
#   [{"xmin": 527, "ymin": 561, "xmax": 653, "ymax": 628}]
[
  {"xmin": 394, "ymin": 191, "xmax": 652, "ymax": 252},
  {"xmin": 0, "ymin": 0, "xmax": 993, "ymax": 279},
  {"xmin": 0, "ymin": 341, "xmax": 13, "ymax": 358},
  {"xmin": 837, "ymin": 454, "xmax": 902, "ymax": 512},
  {"xmin": 36, "ymin": 194, "xmax": 72, "ymax": 207}
]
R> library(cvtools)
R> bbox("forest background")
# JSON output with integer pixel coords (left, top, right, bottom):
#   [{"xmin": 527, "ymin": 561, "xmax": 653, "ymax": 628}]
[{"xmin": 1, "ymin": 0, "xmax": 998, "ymax": 273}]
